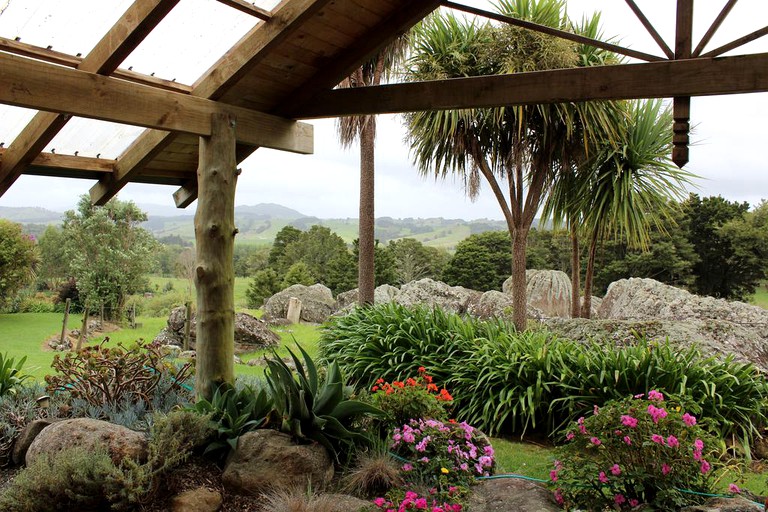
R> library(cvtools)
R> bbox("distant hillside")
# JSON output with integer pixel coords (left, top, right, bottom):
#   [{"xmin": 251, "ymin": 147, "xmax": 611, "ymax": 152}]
[{"xmin": 0, "ymin": 203, "xmax": 518, "ymax": 250}]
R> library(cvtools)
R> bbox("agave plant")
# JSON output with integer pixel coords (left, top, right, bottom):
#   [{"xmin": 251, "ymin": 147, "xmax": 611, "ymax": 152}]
[
  {"xmin": 0, "ymin": 353, "xmax": 31, "ymax": 397},
  {"xmin": 265, "ymin": 344, "xmax": 382, "ymax": 461}
]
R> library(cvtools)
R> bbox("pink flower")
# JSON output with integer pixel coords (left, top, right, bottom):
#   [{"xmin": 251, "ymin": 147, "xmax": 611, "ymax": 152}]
[
  {"xmin": 402, "ymin": 463, "xmax": 413, "ymax": 471},
  {"xmin": 374, "ymin": 497, "xmax": 387, "ymax": 507},
  {"xmin": 682, "ymin": 413, "xmax": 697, "ymax": 426},
  {"xmin": 593, "ymin": 404, "xmax": 600, "ymax": 415},
  {"xmin": 550, "ymin": 470, "xmax": 558, "ymax": 482},
  {"xmin": 647, "ymin": 404, "xmax": 668, "ymax": 424},
  {"xmin": 415, "ymin": 498, "xmax": 427, "ymax": 508},
  {"xmin": 648, "ymin": 390, "xmax": 665, "ymax": 401},
  {"xmin": 651, "ymin": 434, "xmax": 664, "ymax": 444},
  {"xmin": 662, "ymin": 463, "xmax": 671, "ymax": 475},
  {"xmin": 621, "ymin": 415, "xmax": 638, "ymax": 427},
  {"xmin": 630, "ymin": 499, "xmax": 640, "ymax": 507},
  {"xmin": 728, "ymin": 483, "xmax": 741, "ymax": 494},
  {"xmin": 667, "ymin": 435, "xmax": 680, "ymax": 448},
  {"xmin": 623, "ymin": 436, "xmax": 632, "ymax": 445},
  {"xmin": 614, "ymin": 494, "xmax": 626, "ymax": 505},
  {"xmin": 565, "ymin": 431, "xmax": 575, "ymax": 441},
  {"xmin": 700, "ymin": 460, "xmax": 711, "ymax": 474},
  {"xmin": 577, "ymin": 417, "xmax": 587, "ymax": 434},
  {"xmin": 590, "ymin": 437, "xmax": 602, "ymax": 446},
  {"xmin": 599, "ymin": 471, "xmax": 609, "ymax": 483},
  {"xmin": 694, "ymin": 439, "xmax": 704, "ymax": 450},
  {"xmin": 554, "ymin": 490, "xmax": 564, "ymax": 505},
  {"xmin": 611, "ymin": 464, "xmax": 621, "ymax": 476}
]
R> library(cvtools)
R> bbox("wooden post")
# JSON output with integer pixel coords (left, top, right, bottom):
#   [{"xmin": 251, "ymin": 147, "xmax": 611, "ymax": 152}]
[
  {"xmin": 99, "ymin": 302, "xmax": 104, "ymax": 328},
  {"xmin": 673, "ymin": 0, "xmax": 693, "ymax": 168},
  {"xmin": 183, "ymin": 301, "xmax": 192, "ymax": 351},
  {"xmin": 59, "ymin": 298, "xmax": 71, "ymax": 345},
  {"xmin": 75, "ymin": 303, "xmax": 89, "ymax": 351},
  {"xmin": 193, "ymin": 113, "xmax": 237, "ymax": 400},
  {"xmin": 130, "ymin": 302, "xmax": 136, "ymax": 329}
]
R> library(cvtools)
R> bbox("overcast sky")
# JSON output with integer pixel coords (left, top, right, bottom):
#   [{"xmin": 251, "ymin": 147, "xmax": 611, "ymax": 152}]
[{"xmin": 0, "ymin": 0, "xmax": 766, "ymax": 219}]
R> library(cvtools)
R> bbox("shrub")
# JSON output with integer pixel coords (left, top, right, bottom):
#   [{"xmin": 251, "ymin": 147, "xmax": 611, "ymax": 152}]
[
  {"xmin": 245, "ymin": 268, "xmax": 281, "ymax": 308},
  {"xmin": 368, "ymin": 366, "xmax": 452, "ymax": 432},
  {"xmin": 259, "ymin": 487, "xmax": 343, "ymax": 512},
  {"xmin": 0, "ymin": 353, "xmax": 31, "ymax": 397},
  {"xmin": 344, "ymin": 451, "xmax": 404, "ymax": 498},
  {"xmin": 45, "ymin": 340, "xmax": 193, "ymax": 409},
  {"xmin": 0, "ymin": 446, "xmax": 118, "ymax": 511},
  {"xmin": 138, "ymin": 289, "xmax": 191, "ymax": 318},
  {"xmin": 551, "ymin": 391, "xmax": 719, "ymax": 511}
]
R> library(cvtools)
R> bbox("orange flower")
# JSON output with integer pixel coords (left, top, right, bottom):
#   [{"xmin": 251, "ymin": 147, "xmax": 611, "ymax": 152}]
[
  {"xmin": 418, "ymin": 366, "xmax": 426, "ymax": 374},
  {"xmin": 427, "ymin": 383, "xmax": 438, "ymax": 392},
  {"xmin": 372, "ymin": 386, "xmax": 379, "ymax": 392},
  {"xmin": 406, "ymin": 377, "xmax": 417, "ymax": 387},
  {"xmin": 437, "ymin": 388, "xmax": 453, "ymax": 402},
  {"xmin": 394, "ymin": 381, "xmax": 405, "ymax": 388},
  {"xmin": 376, "ymin": 378, "xmax": 385, "ymax": 384}
]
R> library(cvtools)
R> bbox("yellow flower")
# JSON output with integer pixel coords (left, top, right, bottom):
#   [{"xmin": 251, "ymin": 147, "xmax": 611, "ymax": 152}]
[{"xmin": 441, "ymin": 467, "xmax": 449, "ymax": 474}]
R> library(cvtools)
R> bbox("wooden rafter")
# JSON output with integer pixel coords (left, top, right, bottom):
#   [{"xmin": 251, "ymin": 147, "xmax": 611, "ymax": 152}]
[
  {"xmin": 0, "ymin": 37, "xmax": 193, "ymax": 94},
  {"xmin": 0, "ymin": 52, "xmax": 313, "ymax": 153},
  {"xmin": 701, "ymin": 24, "xmax": 768, "ymax": 58},
  {"xmin": 0, "ymin": 0, "xmax": 181, "ymax": 197},
  {"xmin": 443, "ymin": 1, "xmax": 665, "ymax": 63},
  {"xmin": 296, "ymin": 52, "xmax": 768, "ymax": 118},
  {"xmin": 693, "ymin": 0, "xmax": 739, "ymax": 57},
  {"xmin": 215, "ymin": 0, "xmax": 271, "ymax": 21},
  {"xmin": 624, "ymin": 0, "xmax": 675, "ymax": 59},
  {"xmin": 90, "ymin": 0, "xmax": 333, "ymax": 207}
]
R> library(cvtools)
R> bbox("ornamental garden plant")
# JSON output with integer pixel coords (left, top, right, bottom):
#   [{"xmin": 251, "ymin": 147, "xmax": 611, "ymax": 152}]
[{"xmin": 551, "ymin": 391, "xmax": 721, "ymax": 511}]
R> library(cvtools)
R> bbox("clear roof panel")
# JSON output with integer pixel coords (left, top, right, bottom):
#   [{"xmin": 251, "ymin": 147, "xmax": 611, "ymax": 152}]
[{"xmin": 46, "ymin": 118, "xmax": 148, "ymax": 160}]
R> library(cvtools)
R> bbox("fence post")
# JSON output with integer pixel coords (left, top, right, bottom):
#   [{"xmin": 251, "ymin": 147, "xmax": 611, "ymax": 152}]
[
  {"xmin": 183, "ymin": 301, "xmax": 192, "ymax": 351},
  {"xmin": 75, "ymin": 303, "xmax": 89, "ymax": 351},
  {"xmin": 59, "ymin": 298, "xmax": 71, "ymax": 345}
]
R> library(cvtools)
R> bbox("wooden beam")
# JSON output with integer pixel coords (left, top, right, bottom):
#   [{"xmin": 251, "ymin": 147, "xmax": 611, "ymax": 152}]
[
  {"xmin": 624, "ymin": 0, "xmax": 675, "ymax": 59},
  {"xmin": 672, "ymin": 0, "xmax": 694, "ymax": 167},
  {"xmin": 443, "ymin": 1, "xmax": 665, "ymax": 63},
  {"xmin": 0, "ymin": 37, "xmax": 193, "ymax": 94},
  {"xmin": 215, "ymin": 0, "xmax": 271, "ymax": 21},
  {"xmin": 0, "ymin": 52, "xmax": 314, "ymax": 153},
  {"xmin": 692, "ymin": 0, "xmax": 738, "ymax": 57},
  {"xmin": 0, "ymin": 0, "xmax": 181, "ymax": 197},
  {"xmin": 173, "ymin": 181, "xmax": 198, "ymax": 208},
  {"xmin": 194, "ymin": 113, "xmax": 237, "ymax": 400},
  {"xmin": 701, "ymin": 24, "xmax": 768, "ymax": 58},
  {"xmin": 0, "ymin": 149, "xmax": 113, "ymax": 178},
  {"xmin": 296, "ymin": 53, "xmax": 768, "ymax": 118},
  {"xmin": 96, "ymin": 0, "xmax": 332, "ymax": 206}
]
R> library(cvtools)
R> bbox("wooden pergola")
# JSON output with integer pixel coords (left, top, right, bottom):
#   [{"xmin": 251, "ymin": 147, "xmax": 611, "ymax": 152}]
[{"xmin": 1, "ymin": 0, "xmax": 766, "ymax": 397}]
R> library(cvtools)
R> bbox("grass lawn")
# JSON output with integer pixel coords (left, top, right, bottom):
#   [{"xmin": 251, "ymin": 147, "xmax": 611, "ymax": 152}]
[{"xmin": 752, "ymin": 283, "xmax": 768, "ymax": 309}]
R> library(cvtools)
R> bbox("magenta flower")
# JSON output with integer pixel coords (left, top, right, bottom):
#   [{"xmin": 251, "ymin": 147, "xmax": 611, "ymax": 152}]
[
  {"xmin": 666, "ymin": 435, "xmax": 680, "ymax": 448},
  {"xmin": 554, "ymin": 490, "xmax": 564, "ymax": 505},
  {"xmin": 611, "ymin": 464, "xmax": 621, "ymax": 476},
  {"xmin": 728, "ymin": 483, "xmax": 741, "ymax": 494},
  {"xmin": 374, "ymin": 497, "xmax": 387, "ymax": 506},
  {"xmin": 599, "ymin": 471, "xmax": 609, "ymax": 483},
  {"xmin": 629, "ymin": 499, "xmax": 640, "ymax": 507},
  {"xmin": 662, "ymin": 463, "xmax": 671, "ymax": 475},
  {"xmin": 402, "ymin": 463, "xmax": 413, "ymax": 471},
  {"xmin": 647, "ymin": 404, "xmax": 668, "ymax": 424},
  {"xmin": 682, "ymin": 413, "xmax": 697, "ymax": 426},
  {"xmin": 614, "ymin": 494, "xmax": 626, "ymax": 505},
  {"xmin": 651, "ymin": 434, "xmax": 664, "ymax": 444},
  {"xmin": 700, "ymin": 460, "xmax": 711, "ymax": 474},
  {"xmin": 550, "ymin": 469, "xmax": 558, "ymax": 482},
  {"xmin": 590, "ymin": 437, "xmax": 602, "ymax": 446},
  {"xmin": 593, "ymin": 404, "xmax": 600, "ymax": 415},
  {"xmin": 694, "ymin": 439, "xmax": 704, "ymax": 450},
  {"xmin": 621, "ymin": 415, "xmax": 638, "ymax": 427},
  {"xmin": 566, "ymin": 431, "xmax": 575, "ymax": 441},
  {"xmin": 623, "ymin": 435, "xmax": 632, "ymax": 445},
  {"xmin": 648, "ymin": 390, "xmax": 665, "ymax": 401}
]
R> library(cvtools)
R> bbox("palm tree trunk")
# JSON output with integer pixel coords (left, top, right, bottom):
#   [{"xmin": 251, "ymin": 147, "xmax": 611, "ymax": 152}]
[
  {"xmin": 581, "ymin": 229, "xmax": 599, "ymax": 319},
  {"xmin": 570, "ymin": 223, "xmax": 580, "ymax": 318},
  {"xmin": 357, "ymin": 119, "xmax": 376, "ymax": 305},
  {"xmin": 511, "ymin": 226, "xmax": 529, "ymax": 331}
]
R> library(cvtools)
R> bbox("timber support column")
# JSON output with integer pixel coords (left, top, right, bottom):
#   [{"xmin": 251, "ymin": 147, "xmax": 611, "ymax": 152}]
[
  {"xmin": 673, "ymin": 0, "xmax": 693, "ymax": 168},
  {"xmin": 194, "ymin": 113, "xmax": 238, "ymax": 400}
]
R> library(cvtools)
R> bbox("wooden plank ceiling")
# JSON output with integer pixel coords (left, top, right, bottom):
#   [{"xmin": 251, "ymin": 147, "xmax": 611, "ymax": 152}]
[{"xmin": 0, "ymin": 0, "xmax": 766, "ymax": 207}]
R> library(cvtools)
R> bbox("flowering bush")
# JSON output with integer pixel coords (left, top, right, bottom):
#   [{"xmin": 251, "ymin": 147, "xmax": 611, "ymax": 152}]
[
  {"xmin": 370, "ymin": 367, "xmax": 453, "ymax": 430},
  {"xmin": 551, "ymin": 391, "xmax": 720, "ymax": 511},
  {"xmin": 372, "ymin": 489, "xmax": 464, "ymax": 512},
  {"xmin": 391, "ymin": 418, "xmax": 494, "ymax": 490}
]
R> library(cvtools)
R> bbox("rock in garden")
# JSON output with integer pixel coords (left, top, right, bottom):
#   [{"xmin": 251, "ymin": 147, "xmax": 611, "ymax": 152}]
[
  {"xmin": 157, "ymin": 307, "xmax": 279, "ymax": 353},
  {"xmin": 335, "ymin": 284, "xmax": 400, "ymax": 311},
  {"xmin": 26, "ymin": 418, "xmax": 147, "ymax": 466},
  {"xmin": 222, "ymin": 429, "xmax": 333, "ymax": 494},
  {"xmin": 466, "ymin": 478, "xmax": 561, "ymax": 512},
  {"xmin": 11, "ymin": 418, "xmax": 57, "ymax": 466},
  {"xmin": 322, "ymin": 493, "xmax": 373, "ymax": 512},
  {"xmin": 503, "ymin": 269, "xmax": 572, "ymax": 318},
  {"xmin": 161, "ymin": 344, "xmax": 182, "ymax": 358},
  {"xmin": 680, "ymin": 496, "xmax": 763, "ymax": 512},
  {"xmin": 465, "ymin": 290, "xmax": 544, "ymax": 321},
  {"xmin": 263, "ymin": 284, "xmax": 336, "ymax": 323},
  {"xmin": 394, "ymin": 278, "xmax": 479, "ymax": 314},
  {"xmin": 170, "ymin": 487, "xmax": 223, "ymax": 512}
]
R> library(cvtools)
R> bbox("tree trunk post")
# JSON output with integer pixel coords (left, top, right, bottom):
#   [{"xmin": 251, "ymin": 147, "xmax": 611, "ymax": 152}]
[
  {"xmin": 511, "ymin": 228, "xmax": 528, "ymax": 331},
  {"xmin": 194, "ymin": 113, "xmax": 238, "ymax": 401},
  {"xmin": 59, "ymin": 298, "xmax": 71, "ymax": 345},
  {"xmin": 75, "ymin": 303, "xmax": 89, "ymax": 351},
  {"xmin": 570, "ymin": 225, "xmax": 581, "ymax": 319},
  {"xmin": 357, "ymin": 121, "xmax": 376, "ymax": 305},
  {"xmin": 183, "ymin": 301, "xmax": 192, "ymax": 351},
  {"xmin": 581, "ymin": 231, "xmax": 599, "ymax": 319},
  {"xmin": 99, "ymin": 302, "xmax": 104, "ymax": 328}
]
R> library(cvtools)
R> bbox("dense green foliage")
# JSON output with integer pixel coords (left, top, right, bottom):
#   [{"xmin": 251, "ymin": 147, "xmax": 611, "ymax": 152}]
[
  {"xmin": 0, "ymin": 353, "xmax": 31, "ymax": 397},
  {"xmin": 442, "ymin": 231, "xmax": 512, "ymax": 291},
  {"xmin": 320, "ymin": 304, "xmax": 768, "ymax": 447},
  {"xmin": 245, "ymin": 268, "xmax": 282, "ymax": 308},
  {"xmin": 60, "ymin": 196, "xmax": 158, "ymax": 319},
  {"xmin": 0, "ymin": 219, "xmax": 38, "ymax": 308}
]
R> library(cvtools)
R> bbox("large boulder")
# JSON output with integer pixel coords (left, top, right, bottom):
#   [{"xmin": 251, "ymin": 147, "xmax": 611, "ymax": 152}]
[
  {"xmin": 155, "ymin": 307, "xmax": 279, "ymax": 353},
  {"xmin": 466, "ymin": 290, "xmax": 544, "ymax": 321},
  {"xmin": 335, "ymin": 284, "xmax": 400, "ymax": 311},
  {"xmin": 681, "ymin": 497, "xmax": 762, "ymax": 512},
  {"xmin": 222, "ymin": 429, "xmax": 333, "ymax": 494},
  {"xmin": 263, "ymin": 284, "xmax": 336, "ymax": 324},
  {"xmin": 26, "ymin": 418, "xmax": 147, "ymax": 467},
  {"xmin": 503, "ymin": 269, "xmax": 572, "ymax": 318},
  {"xmin": 394, "ymin": 278, "xmax": 480, "ymax": 314},
  {"xmin": 466, "ymin": 478, "xmax": 561, "ymax": 512}
]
